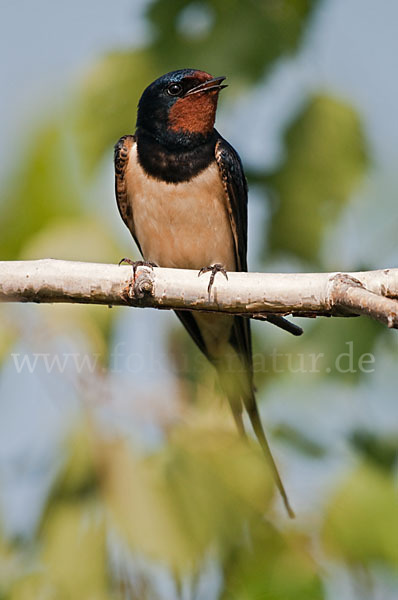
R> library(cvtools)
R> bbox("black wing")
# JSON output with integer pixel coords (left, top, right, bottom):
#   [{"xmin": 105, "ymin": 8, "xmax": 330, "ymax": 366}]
[
  {"xmin": 214, "ymin": 136, "xmax": 254, "ymax": 377},
  {"xmin": 215, "ymin": 136, "xmax": 302, "ymax": 338},
  {"xmin": 215, "ymin": 136, "xmax": 248, "ymax": 272}
]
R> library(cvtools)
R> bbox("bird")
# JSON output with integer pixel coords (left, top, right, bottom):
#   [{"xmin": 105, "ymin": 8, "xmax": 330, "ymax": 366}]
[{"xmin": 114, "ymin": 68, "xmax": 297, "ymax": 517}]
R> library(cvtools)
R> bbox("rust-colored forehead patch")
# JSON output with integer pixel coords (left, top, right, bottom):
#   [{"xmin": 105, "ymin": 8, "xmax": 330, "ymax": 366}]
[
  {"xmin": 168, "ymin": 87, "xmax": 220, "ymax": 135},
  {"xmin": 186, "ymin": 70, "xmax": 214, "ymax": 83}
]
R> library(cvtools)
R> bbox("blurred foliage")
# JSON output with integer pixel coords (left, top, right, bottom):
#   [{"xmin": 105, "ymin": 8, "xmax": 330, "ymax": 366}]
[
  {"xmin": 265, "ymin": 95, "xmax": 369, "ymax": 265},
  {"xmin": 298, "ymin": 315, "xmax": 382, "ymax": 382},
  {"xmin": 273, "ymin": 423, "xmax": 326, "ymax": 457},
  {"xmin": 0, "ymin": 419, "xmax": 326, "ymax": 599},
  {"xmin": 8, "ymin": 503, "xmax": 109, "ymax": 600},
  {"xmin": 0, "ymin": 305, "xmax": 19, "ymax": 363},
  {"xmin": 148, "ymin": 0, "xmax": 319, "ymax": 83},
  {"xmin": 46, "ymin": 423, "xmax": 100, "ymax": 503},
  {"xmin": 250, "ymin": 315, "xmax": 382, "ymax": 390},
  {"xmin": 350, "ymin": 429, "xmax": 398, "ymax": 472},
  {"xmin": 75, "ymin": 50, "xmax": 159, "ymax": 174},
  {"xmin": 0, "ymin": 117, "xmax": 124, "ymax": 362},
  {"xmin": 323, "ymin": 463, "xmax": 398, "ymax": 567},
  {"xmin": 5, "ymin": 425, "xmax": 111, "ymax": 600},
  {"xmin": 22, "ymin": 217, "xmax": 121, "ymax": 264},
  {"xmin": 0, "ymin": 537, "xmax": 22, "ymax": 598},
  {"xmin": 101, "ymin": 424, "xmax": 274, "ymax": 574},
  {"xmin": 4, "ymin": 419, "xmax": 396, "ymax": 598},
  {"xmin": 39, "ymin": 501, "xmax": 108, "ymax": 599},
  {"xmin": 167, "ymin": 320, "xmax": 217, "ymax": 404},
  {"xmin": 0, "ymin": 124, "xmax": 82, "ymax": 261},
  {"xmin": 22, "ymin": 216, "xmax": 124, "ymax": 364},
  {"xmin": 221, "ymin": 521, "xmax": 324, "ymax": 600},
  {"xmin": 1, "ymin": 0, "xmax": 396, "ymax": 598}
]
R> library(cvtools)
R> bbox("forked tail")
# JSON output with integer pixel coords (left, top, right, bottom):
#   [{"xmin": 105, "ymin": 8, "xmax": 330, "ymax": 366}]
[
  {"xmin": 219, "ymin": 361, "xmax": 295, "ymax": 518},
  {"xmin": 242, "ymin": 391, "xmax": 295, "ymax": 518}
]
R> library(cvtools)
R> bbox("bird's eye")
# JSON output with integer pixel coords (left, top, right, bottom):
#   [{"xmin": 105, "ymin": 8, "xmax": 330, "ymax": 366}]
[{"xmin": 167, "ymin": 83, "xmax": 183, "ymax": 96}]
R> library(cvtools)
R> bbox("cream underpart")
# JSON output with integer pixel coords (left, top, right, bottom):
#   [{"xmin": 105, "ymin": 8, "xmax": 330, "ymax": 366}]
[
  {"xmin": 126, "ymin": 143, "xmax": 236, "ymax": 271},
  {"xmin": 126, "ymin": 142, "xmax": 237, "ymax": 356}
]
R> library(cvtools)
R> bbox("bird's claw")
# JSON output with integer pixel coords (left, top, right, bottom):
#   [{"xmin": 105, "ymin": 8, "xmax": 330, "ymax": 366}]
[
  {"xmin": 118, "ymin": 258, "xmax": 157, "ymax": 279},
  {"xmin": 198, "ymin": 263, "xmax": 228, "ymax": 296}
]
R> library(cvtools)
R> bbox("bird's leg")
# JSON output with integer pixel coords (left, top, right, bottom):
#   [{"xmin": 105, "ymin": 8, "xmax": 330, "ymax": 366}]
[
  {"xmin": 198, "ymin": 263, "xmax": 228, "ymax": 297},
  {"xmin": 118, "ymin": 258, "xmax": 157, "ymax": 280}
]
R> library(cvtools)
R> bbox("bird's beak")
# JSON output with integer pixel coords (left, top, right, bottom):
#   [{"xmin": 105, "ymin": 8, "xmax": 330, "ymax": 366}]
[{"xmin": 185, "ymin": 76, "xmax": 228, "ymax": 96}]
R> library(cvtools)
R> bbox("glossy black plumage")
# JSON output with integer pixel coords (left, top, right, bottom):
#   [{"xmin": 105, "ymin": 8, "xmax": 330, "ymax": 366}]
[{"xmin": 136, "ymin": 128, "xmax": 218, "ymax": 183}]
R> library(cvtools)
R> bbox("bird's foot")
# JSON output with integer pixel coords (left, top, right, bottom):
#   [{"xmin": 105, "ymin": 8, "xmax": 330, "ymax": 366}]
[
  {"xmin": 118, "ymin": 258, "xmax": 157, "ymax": 279},
  {"xmin": 198, "ymin": 263, "xmax": 228, "ymax": 297}
]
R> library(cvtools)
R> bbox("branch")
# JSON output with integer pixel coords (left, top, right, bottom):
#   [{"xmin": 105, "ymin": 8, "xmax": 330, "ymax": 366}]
[{"xmin": 1, "ymin": 260, "xmax": 398, "ymax": 330}]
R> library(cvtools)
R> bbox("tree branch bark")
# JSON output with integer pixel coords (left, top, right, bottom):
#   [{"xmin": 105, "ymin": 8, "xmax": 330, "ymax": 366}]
[{"xmin": 1, "ymin": 259, "xmax": 398, "ymax": 330}]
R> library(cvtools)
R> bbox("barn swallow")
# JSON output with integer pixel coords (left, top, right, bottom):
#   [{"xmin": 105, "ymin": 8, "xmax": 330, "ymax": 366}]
[{"xmin": 114, "ymin": 69, "xmax": 296, "ymax": 517}]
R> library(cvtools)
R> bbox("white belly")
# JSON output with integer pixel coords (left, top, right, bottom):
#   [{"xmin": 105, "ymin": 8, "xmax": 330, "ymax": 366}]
[{"xmin": 126, "ymin": 143, "xmax": 236, "ymax": 271}]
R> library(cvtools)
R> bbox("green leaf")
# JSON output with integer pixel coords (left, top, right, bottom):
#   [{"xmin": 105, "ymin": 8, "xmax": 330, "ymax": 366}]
[
  {"xmin": 350, "ymin": 430, "xmax": 398, "ymax": 473},
  {"xmin": 273, "ymin": 423, "xmax": 326, "ymax": 458},
  {"xmin": 222, "ymin": 520, "xmax": 324, "ymax": 600},
  {"xmin": 39, "ymin": 501, "xmax": 108, "ymax": 598},
  {"xmin": 46, "ymin": 425, "xmax": 100, "ymax": 504},
  {"xmin": 265, "ymin": 94, "xmax": 369, "ymax": 264},
  {"xmin": 322, "ymin": 463, "xmax": 398, "ymax": 567}
]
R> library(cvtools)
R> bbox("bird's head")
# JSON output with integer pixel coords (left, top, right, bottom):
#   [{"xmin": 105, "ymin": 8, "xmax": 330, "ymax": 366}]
[{"xmin": 136, "ymin": 69, "xmax": 227, "ymax": 147}]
